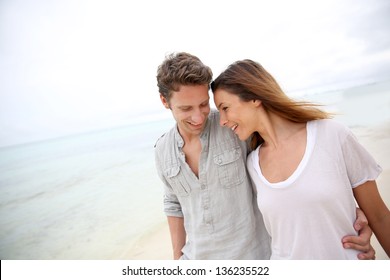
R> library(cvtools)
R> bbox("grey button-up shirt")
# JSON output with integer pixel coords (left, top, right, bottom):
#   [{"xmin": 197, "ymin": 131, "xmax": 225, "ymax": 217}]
[{"xmin": 155, "ymin": 110, "xmax": 271, "ymax": 259}]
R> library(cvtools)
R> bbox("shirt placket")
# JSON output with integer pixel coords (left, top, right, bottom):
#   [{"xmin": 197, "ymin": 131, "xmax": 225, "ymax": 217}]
[{"xmin": 200, "ymin": 131, "xmax": 214, "ymax": 233}]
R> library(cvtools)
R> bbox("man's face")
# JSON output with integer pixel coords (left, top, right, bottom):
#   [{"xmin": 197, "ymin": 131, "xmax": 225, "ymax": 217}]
[{"xmin": 161, "ymin": 84, "xmax": 210, "ymax": 138}]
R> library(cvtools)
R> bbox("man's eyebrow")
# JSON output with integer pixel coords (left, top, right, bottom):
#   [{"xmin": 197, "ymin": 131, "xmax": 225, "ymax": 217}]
[
  {"xmin": 177, "ymin": 105, "xmax": 191, "ymax": 109},
  {"xmin": 178, "ymin": 99, "xmax": 209, "ymax": 109}
]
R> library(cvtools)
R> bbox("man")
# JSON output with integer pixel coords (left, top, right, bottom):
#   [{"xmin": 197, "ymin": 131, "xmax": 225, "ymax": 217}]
[{"xmin": 154, "ymin": 52, "xmax": 374, "ymax": 260}]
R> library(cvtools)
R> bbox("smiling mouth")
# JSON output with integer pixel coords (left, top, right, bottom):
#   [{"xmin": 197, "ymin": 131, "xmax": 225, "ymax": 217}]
[
  {"xmin": 231, "ymin": 124, "xmax": 238, "ymax": 131},
  {"xmin": 188, "ymin": 122, "xmax": 203, "ymax": 128}
]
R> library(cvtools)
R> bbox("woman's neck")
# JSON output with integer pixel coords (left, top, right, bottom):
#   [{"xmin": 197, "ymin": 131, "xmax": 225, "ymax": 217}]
[{"xmin": 258, "ymin": 113, "xmax": 306, "ymax": 149}]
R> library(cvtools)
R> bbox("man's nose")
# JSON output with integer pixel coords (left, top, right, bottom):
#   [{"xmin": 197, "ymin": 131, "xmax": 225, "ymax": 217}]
[{"xmin": 192, "ymin": 110, "xmax": 205, "ymax": 124}]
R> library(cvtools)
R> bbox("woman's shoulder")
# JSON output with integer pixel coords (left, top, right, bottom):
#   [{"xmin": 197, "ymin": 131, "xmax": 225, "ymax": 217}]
[
  {"xmin": 312, "ymin": 118, "xmax": 349, "ymax": 131},
  {"xmin": 311, "ymin": 119, "xmax": 353, "ymax": 139}
]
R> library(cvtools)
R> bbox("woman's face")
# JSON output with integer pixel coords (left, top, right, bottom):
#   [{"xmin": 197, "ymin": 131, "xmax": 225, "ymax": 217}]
[{"xmin": 213, "ymin": 88, "xmax": 260, "ymax": 141}]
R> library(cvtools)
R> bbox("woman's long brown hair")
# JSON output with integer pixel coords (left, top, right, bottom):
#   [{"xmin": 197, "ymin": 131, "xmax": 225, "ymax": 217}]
[{"xmin": 211, "ymin": 59, "xmax": 331, "ymax": 149}]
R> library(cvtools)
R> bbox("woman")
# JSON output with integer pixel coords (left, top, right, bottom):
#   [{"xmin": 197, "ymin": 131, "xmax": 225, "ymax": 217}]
[{"xmin": 211, "ymin": 59, "xmax": 390, "ymax": 259}]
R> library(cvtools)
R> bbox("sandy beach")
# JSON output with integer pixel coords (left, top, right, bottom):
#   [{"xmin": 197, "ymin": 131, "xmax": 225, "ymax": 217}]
[
  {"xmin": 349, "ymin": 122, "xmax": 390, "ymax": 260},
  {"xmin": 126, "ymin": 120, "xmax": 390, "ymax": 260},
  {"xmin": 124, "ymin": 221, "xmax": 171, "ymax": 260}
]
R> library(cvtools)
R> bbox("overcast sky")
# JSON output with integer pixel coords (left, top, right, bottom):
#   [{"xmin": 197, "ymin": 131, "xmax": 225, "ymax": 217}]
[{"xmin": 1, "ymin": 0, "xmax": 390, "ymax": 147}]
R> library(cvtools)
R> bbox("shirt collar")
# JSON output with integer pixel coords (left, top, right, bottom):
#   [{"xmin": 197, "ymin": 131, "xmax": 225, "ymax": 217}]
[{"xmin": 173, "ymin": 116, "xmax": 211, "ymax": 148}]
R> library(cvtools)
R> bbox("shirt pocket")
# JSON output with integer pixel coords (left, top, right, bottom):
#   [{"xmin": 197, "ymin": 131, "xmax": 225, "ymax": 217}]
[
  {"xmin": 213, "ymin": 147, "xmax": 245, "ymax": 188},
  {"xmin": 164, "ymin": 165, "xmax": 191, "ymax": 197}
]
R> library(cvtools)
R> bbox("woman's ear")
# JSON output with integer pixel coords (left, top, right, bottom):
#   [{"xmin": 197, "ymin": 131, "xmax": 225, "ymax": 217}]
[{"xmin": 253, "ymin": 99, "xmax": 262, "ymax": 107}]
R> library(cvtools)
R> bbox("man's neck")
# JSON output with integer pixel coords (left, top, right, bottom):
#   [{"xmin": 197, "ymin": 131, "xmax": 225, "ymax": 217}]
[{"xmin": 178, "ymin": 127, "xmax": 203, "ymax": 145}]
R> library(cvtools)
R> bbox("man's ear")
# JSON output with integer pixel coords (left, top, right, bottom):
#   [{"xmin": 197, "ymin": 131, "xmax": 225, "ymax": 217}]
[{"xmin": 160, "ymin": 94, "xmax": 170, "ymax": 109}]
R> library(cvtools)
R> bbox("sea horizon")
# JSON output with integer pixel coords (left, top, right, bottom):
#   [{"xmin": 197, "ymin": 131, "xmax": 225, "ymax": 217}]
[{"xmin": 2, "ymin": 78, "xmax": 389, "ymax": 150}]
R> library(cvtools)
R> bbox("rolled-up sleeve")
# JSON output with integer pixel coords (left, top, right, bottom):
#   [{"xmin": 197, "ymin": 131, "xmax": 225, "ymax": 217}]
[{"xmin": 163, "ymin": 193, "xmax": 183, "ymax": 217}]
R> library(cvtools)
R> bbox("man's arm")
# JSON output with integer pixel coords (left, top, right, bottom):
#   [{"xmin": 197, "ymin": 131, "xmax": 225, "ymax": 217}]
[
  {"xmin": 342, "ymin": 208, "xmax": 376, "ymax": 260},
  {"xmin": 167, "ymin": 216, "xmax": 186, "ymax": 260}
]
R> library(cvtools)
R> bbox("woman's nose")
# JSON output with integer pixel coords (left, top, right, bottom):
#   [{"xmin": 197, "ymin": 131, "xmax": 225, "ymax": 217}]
[{"xmin": 219, "ymin": 115, "xmax": 228, "ymax": 127}]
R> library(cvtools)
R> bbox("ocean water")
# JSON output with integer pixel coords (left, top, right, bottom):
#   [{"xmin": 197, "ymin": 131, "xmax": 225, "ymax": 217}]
[
  {"xmin": 1, "ymin": 80, "xmax": 389, "ymax": 260},
  {"xmin": 299, "ymin": 80, "xmax": 390, "ymax": 127},
  {"xmin": 0, "ymin": 117, "xmax": 174, "ymax": 259}
]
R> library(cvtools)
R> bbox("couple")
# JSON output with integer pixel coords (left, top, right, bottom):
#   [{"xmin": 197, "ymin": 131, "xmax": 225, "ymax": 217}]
[{"xmin": 154, "ymin": 52, "xmax": 389, "ymax": 260}]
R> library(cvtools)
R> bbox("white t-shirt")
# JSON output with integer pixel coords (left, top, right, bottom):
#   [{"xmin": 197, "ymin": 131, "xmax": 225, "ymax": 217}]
[{"xmin": 247, "ymin": 119, "xmax": 382, "ymax": 259}]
